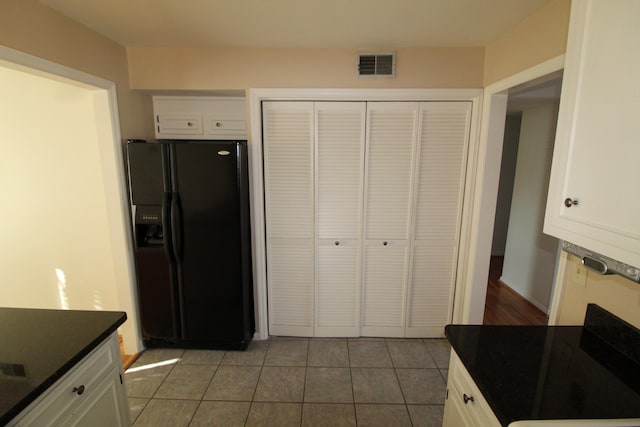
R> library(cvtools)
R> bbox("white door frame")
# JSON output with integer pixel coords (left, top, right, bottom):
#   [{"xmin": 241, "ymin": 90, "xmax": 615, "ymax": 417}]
[
  {"xmin": 248, "ymin": 88, "xmax": 482, "ymax": 339},
  {"xmin": 459, "ymin": 55, "xmax": 566, "ymax": 324},
  {"xmin": 0, "ymin": 45, "xmax": 141, "ymax": 352}
]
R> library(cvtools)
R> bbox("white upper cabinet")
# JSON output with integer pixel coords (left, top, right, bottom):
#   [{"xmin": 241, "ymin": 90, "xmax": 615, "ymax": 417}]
[
  {"xmin": 544, "ymin": 0, "xmax": 640, "ymax": 267},
  {"xmin": 153, "ymin": 96, "xmax": 247, "ymax": 140}
]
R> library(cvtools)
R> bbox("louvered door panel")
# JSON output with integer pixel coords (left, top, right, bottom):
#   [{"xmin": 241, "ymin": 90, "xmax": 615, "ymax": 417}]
[
  {"xmin": 364, "ymin": 103, "xmax": 418, "ymax": 239},
  {"xmin": 406, "ymin": 241, "xmax": 457, "ymax": 337},
  {"xmin": 263, "ymin": 101, "xmax": 314, "ymax": 336},
  {"xmin": 267, "ymin": 239, "xmax": 314, "ymax": 336},
  {"xmin": 314, "ymin": 102, "xmax": 365, "ymax": 337},
  {"xmin": 316, "ymin": 102, "xmax": 366, "ymax": 239},
  {"xmin": 406, "ymin": 102, "xmax": 471, "ymax": 337},
  {"xmin": 413, "ymin": 102, "xmax": 471, "ymax": 240},
  {"xmin": 315, "ymin": 239, "xmax": 360, "ymax": 336},
  {"xmin": 361, "ymin": 240, "xmax": 408, "ymax": 337},
  {"xmin": 263, "ymin": 102, "xmax": 314, "ymax": 239}
]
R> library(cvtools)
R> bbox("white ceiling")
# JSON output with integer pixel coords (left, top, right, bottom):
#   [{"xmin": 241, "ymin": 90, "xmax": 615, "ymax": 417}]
[{"xmin": 39, "ymin": 0, "xmax": 552, "ymax": 48}]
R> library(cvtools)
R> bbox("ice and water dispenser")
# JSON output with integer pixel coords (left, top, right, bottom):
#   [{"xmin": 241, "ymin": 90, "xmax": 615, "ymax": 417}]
[{"xmin": 126, "ymin": 141, "xmax": 166, "ymax": 250}]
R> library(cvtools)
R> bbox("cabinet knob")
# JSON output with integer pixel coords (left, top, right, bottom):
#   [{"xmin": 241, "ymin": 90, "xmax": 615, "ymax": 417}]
[
  {"xmin": 463, "ymin": 393, "xmax": 474, "ymax": 404},
  {"xmin": 216, "ymin": 122, "xmax": 222, "ymax": 127},
  {"xmin": 383, "ymin": 241, "xmax": 388, "ymax": 246},
  {"xmin": 335, "ymin": 241, "xmax": 340, "ymax": 246},
  {"xmin": 564, "ymin": 197, "xmax": 579, "ymax": 208},
  {"xmin": 72, "ymin": 385, "xmax": 85, "ymax": 395},
  {"xmin": 187, "ymin": 122, "xmax": 194, "ymax": 127}
]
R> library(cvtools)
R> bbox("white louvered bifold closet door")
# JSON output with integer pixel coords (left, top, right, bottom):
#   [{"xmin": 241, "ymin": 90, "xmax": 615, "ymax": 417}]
[
  {"xmin": 361, "ymin": 102, "xmax": 418, "ymax": 337},
  {"xmin": 263, "ymin": 101, "xmax": 314, "ymax": 336},
  {"xmin": 315, "ymin": 102, "xmax": 366, "ymax": 337},
  {"xmin": 406, "ymin": 102, "xmax": 471, "ymax": 337}
]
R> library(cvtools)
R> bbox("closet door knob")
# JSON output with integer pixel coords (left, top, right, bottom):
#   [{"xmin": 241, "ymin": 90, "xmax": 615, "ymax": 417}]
[{"xmin": 564, "ymin": 198, "xmax": 578, "ymax": 207}]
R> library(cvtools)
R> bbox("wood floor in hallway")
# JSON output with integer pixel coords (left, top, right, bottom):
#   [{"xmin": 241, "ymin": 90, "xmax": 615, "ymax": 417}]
[{"xmin": 483, "ymin": 256, "xmax": 549, "ymax": 326}]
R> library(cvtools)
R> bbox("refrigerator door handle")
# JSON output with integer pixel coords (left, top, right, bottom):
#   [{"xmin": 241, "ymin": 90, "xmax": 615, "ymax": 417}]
[
  {"xmin": 171, "ymin": 192, "xmax": 183, "ymax": 261},
  {"xmin": 161, "ymin": 191, "xmax": 173, "ymax": 261}
]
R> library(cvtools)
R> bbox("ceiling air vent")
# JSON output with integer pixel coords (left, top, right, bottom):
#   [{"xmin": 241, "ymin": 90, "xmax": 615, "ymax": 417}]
[{"xmin": 358, "ymin": 53, "xmax": 395, "ymax": 78}]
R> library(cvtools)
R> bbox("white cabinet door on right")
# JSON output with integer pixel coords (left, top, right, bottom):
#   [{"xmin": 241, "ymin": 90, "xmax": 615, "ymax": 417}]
[{"xmin": 544, "ymin": 0, "xmax": 640, "ymax": 268}]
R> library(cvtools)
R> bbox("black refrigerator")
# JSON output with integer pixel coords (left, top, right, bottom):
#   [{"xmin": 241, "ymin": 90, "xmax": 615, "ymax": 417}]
[{"xmin": 126, "ymin": 139, "xmax": 254, "ymax": 350}]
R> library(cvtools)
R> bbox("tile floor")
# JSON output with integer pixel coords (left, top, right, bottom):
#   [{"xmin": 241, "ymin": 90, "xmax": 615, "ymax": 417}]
[{"xmin": 125, "ymin": 337, "xmax": 451, "ymax": 427}]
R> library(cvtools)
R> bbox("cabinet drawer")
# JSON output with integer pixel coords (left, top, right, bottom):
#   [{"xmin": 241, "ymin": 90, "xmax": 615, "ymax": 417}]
[
  {"xmin": 157, "ymin": 114, "xmax": 203, "ymax": 135},
  {"xmin": 448, "ymin": 351, "xmax": 501, "ymax": 427},
  {"xmin": 204, "ymin": 116, "xmax": 246, "ymax": 138},
  {"xmin": 11, "ymin": 334, "xmax": 119, "ymax": 426}
]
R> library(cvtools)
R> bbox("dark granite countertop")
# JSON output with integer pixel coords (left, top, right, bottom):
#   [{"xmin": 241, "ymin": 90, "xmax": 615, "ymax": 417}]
[
  {"xmin": 445, "ymin": 306, "xmax": 640, "ymax": 426},
  {"xmin": 0, "ymin": 308, "xmax": 126, "ymax": 425}
]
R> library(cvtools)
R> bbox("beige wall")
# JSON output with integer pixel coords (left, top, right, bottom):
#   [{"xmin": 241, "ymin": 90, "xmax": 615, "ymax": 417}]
[
  {"xmin": 484, "ymin": 0, "xmax": 571, "ymax": 86},
  {"xmin": 0, "ymin": 0, "xmax": 152, "ymax": 140},
  {"xmin": 127, "ymin": 46, "xmax": 485, "ymax": 90},
  {"xmin": 501, "ymin": 103, "xmax": 559, "ymax": 312},
  {"xmin": 0, "ymin": 0, "xmax": 148, "ymax": 352},
  {"xmin": 558, "ymin": 255, "xmax": 640, "ymax": 329},
  {"xmin": 0, "ymin": 65, "xmax": 119, "ymax": 313}
]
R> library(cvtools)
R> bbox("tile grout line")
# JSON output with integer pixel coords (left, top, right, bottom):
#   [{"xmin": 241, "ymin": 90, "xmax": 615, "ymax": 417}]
[
  {"xmin": 346, "ymin": 339, "xmax": 358, "ymax": 427},
  {"xmin": 185, "ymin": 352, "xmax": 225, "ymax": 426},
  {"xmin": 385, "ymin": 339, "xmax": 414, "ymax": 427},
  {"xmin": 300, "ymin": 338, "xmax": 310, "ymax": 426},
  {"xmin": 244, "ymin": 338, "xmax": 270, "ymax": 426}
]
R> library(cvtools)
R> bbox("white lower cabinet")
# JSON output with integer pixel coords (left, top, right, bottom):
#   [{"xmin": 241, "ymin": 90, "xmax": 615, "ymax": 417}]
[
  {"xmin": 8, "ymin": 332, "xmax": 130, "ymax": 427},
  {"xmin": 443, "ymin": 351, "xmax": 501, "ymax": 427}
]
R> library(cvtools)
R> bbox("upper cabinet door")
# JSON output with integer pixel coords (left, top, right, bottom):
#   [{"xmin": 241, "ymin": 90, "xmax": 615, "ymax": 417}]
[{"xmin": 544, "ymin": 0, "xmax": 640, "ymax": 267}]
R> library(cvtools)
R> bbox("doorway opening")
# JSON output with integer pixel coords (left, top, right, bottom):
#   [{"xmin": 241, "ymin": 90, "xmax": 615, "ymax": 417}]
[{"xmin": 483, "ymin": 74, "xmax": 563, "ymax": 325}]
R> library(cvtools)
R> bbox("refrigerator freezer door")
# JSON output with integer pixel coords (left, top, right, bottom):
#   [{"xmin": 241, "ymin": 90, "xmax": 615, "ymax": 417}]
[
  {"xmin": 171, "ymin": 141, "xmax": 251, "ymax": 344},
  {"xmin": 127, "ymin": 141, "xmax": 179, "ymax": 341},
  {"xmin": 127, "ymin": 142, "xmax": 166, "ymax": 205}
]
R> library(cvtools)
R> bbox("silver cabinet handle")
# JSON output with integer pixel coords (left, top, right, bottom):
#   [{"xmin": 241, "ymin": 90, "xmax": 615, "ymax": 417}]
[{"xmin": 564, "ymin": 198, "xmax": 579, "ymax": 207}]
